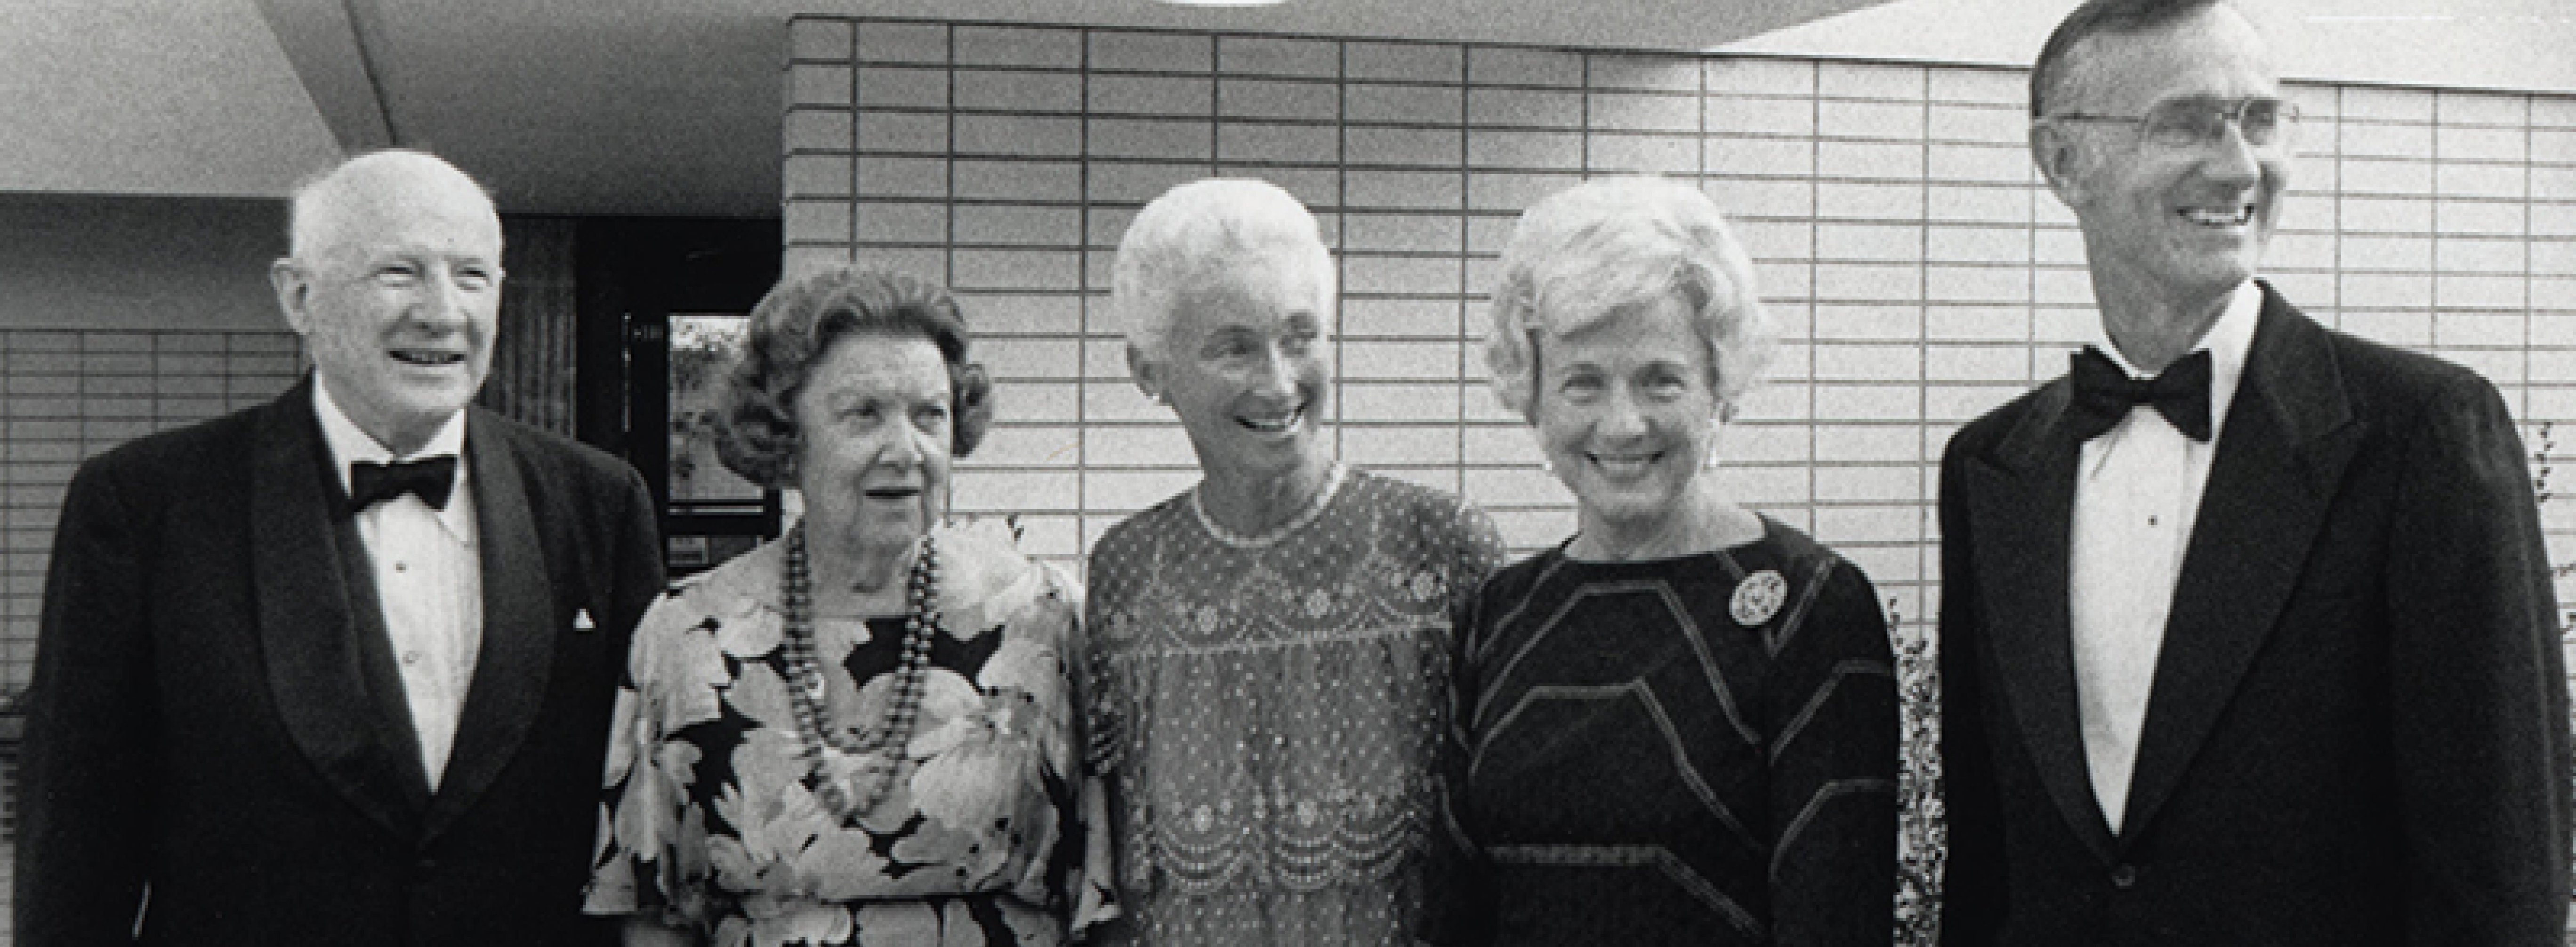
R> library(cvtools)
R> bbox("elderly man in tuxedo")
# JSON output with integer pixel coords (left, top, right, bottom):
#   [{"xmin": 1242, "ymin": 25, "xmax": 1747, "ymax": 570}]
[
  {"xmin": 18, "ymin": 149, "xmax": 663, "ymax": 946},
  {"xmin": 1938, "ymin": 1, "xmax": 2571, "ymax": 945}
]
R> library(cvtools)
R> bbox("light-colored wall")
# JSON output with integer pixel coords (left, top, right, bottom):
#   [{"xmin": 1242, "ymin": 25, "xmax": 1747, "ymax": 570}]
[
  {"xmin": 0, "ymin": 194, "xmax": 288, "ymax": 332},
  {"xmin": 781, "ymin": 19, "xmax": 2576, "ymax": 639},
  {"xmin": 0, "ymin": 195, "xmax": 304, "ymax": 697},
  {"xmin": 1727, "ymin": 0, "xmax": 2576, "ymax": 96}
]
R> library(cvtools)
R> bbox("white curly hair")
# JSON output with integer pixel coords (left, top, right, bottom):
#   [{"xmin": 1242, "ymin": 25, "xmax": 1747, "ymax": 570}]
[
  {"xmin": 1111, "ymin": 178, "xmax": 1335, "ymax": 364},
  {"xmin": 1484, "ymin": 175, "xmax": 1776, "ymax": 419}
]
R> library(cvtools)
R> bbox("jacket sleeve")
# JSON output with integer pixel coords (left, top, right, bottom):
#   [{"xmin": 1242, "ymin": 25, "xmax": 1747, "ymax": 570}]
[
  {"xmin": 1936, "ymin": 434, "xmax": 2007, "ymax": 947},
  {"xmin": 602, "ymin": 463, "xmax": 667, "ymax": 643},
  {"xmin": 2383, "ymin": 376, "xmax": 2571, "ymax": 947},
  {"xmin": 16, "ymin": 456, "xmax": 157, "ymax": 947}
]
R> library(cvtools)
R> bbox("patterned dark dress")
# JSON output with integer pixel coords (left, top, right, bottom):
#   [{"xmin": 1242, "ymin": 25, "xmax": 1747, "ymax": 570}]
[
  {"xmin": 584, "ymin": 523, "xmax": 1114, "ymax": 947},
  {"xmin": 1430, "ymin": 516, "xmax": 1898, "ymax": 946}
]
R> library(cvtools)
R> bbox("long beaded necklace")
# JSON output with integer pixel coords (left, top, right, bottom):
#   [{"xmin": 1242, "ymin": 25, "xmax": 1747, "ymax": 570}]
[{"xmin": 781, "ymin": 521, "xmax": 940, "ymax": 817}]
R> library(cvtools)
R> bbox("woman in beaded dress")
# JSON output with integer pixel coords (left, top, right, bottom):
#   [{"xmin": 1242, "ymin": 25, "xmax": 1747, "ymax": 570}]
[
  {"xmin": 1084, "ymin": 179, "xmax": 1507, "ymax": 947},
  {"xmin": 586, "ymin": 265, "xmax": 1114, "ymax": 947},
  {"xmin": 1425, "ymin": 177, "xmax": 1898, "ymax": 946}
]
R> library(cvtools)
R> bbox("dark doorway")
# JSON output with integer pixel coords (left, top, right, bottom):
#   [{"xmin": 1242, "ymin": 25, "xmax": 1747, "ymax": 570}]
[{"xmin": 577, "ymin": 217, "xmax": 783, "ymax": 577}]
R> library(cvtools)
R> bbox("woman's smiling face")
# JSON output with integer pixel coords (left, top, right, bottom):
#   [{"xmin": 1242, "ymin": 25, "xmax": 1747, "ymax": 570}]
[
  {"xmin": 1145, "ymin": 252, "xmax": 1332, "ymax": 480},
  {"xmin": 1532, "ymin": 292, "xmax": 1721, "ymax": 534}
]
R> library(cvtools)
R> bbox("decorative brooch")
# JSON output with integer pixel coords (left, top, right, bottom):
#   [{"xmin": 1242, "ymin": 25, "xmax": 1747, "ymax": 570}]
[{"xmin": 1730, "ymin": 569, "xmax": 1787, "ymax": 626}]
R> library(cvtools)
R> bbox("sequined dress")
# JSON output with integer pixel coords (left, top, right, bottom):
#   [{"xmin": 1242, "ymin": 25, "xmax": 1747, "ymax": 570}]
[{"xmin": 1086, "ymin": 467, "xmax": 1506, "ymax": 946}]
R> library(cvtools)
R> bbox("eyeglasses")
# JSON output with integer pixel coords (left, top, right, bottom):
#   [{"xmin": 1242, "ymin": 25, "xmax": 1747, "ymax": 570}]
[{"xmin": 2048, "ymin": 96, "xmax": 2301, "ymax": 150}]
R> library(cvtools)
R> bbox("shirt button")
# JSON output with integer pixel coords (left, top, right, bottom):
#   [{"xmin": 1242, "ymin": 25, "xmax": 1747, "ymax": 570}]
[
  {"xmin": 394, "ymin": 562, "xmax": 410, "ymax": 573},
  {"xmin": 2110, "ymin": 864, "xmax": 2139, "ymax": 889},
  {"xmin": 402, "ymin": 651, "xmax": 423, "ymax": 666}
]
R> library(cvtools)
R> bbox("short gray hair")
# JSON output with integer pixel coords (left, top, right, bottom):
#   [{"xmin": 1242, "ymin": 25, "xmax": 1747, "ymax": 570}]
[
  {"xmin": 2030, "ymin": 0, "xmax": 2236, "ymax": 118},
  {"xmin": 1485, "ymin": 175, "xmax": 1775, "ymax": 418},
  {"xmin": 1111, "ymin": 178, "xmax": 1335, "ymax": 362}
]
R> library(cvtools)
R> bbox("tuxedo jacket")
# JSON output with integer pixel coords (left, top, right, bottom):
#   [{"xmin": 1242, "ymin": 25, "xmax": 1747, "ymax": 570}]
[
  {"xmin": 1939, "ymin": 285, "xmax": 2570, "ymax": 946},
  {"xmin": 18, "ymin": 378, "xmax": 664, "ymax": 947}
]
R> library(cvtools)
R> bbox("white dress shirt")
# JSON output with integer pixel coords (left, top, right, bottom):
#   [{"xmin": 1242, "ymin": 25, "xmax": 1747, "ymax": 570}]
[
  {"xmin": 314, "ymin": 382, "xmax": 483, "ymax": 790},
  {"xmin": 2069, "ymin": 280, "xmax": 2260, "ymax": 833}
]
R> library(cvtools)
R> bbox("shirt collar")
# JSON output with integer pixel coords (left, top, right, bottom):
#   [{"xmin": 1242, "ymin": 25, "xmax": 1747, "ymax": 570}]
[
  {"xmin": 2091, "ymin": 280, "xmax": 2261, "ymax": 441},
  {"xmin": 312, "ymin": 377, "xmax": 470, "ymax": 495}
]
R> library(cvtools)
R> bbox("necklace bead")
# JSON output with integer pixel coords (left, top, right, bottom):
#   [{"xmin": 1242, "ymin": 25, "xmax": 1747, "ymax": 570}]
[{"xmin": 782, "ymin": 523, "xmax": 941, "ymax": 818}]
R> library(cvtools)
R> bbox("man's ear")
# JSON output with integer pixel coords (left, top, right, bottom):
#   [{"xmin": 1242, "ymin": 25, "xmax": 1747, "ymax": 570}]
[
  {"xmin": 269, "ymin": 258, "xmax": 314, "ymax": 335},
  {"xmin": 2030, "ymin": 121, "xmax": 2089, "ymax": 208},
  {"xmin": 1126, "ymin": 344, "xmax": 1163, "ymax": 402}
]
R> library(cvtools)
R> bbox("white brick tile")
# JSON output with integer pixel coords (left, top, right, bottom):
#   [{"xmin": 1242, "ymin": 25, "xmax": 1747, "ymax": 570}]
[
  {"xmin": 791, "ymin": 18, "xmax": 853, "ymax": 61},
  {"xmin": 1347, "ymin": 42, "xmax": 1462, "ymax": 82},
  {"xmin": 954, "ymin": 25, "xmax": 1079, "ymax": 68},
  {"xmin": 859, "ymin": 67, "xmax": 947, "ymax": 108},
  {"xmin": 1221, "ymin": 79, "xmax": 1339, "ymax": 120},
  {"xmin": 857, "ymin": 22, "xmax": 948, "ymax": 64},
  {"xmin": 1471, "ymin": 46, "xmax": 1584, "ymax": 88},
  {"xmin": 1589, "ymin": 53, "xmax": 1701, "ymax": 92},
  {"xmin": 1822, "ymin": 100, "xmax": 1926, "ymax": 140},
  {"xmin": 1819, "ymin": 140, "xmax": 1926, "ymax": 180},
  {"xmin": 1469, "ymin": 88, "xmax": 1584, "ymax": 128},
  {"xmin": 1348, "ymin": 84, "xmax": 1465, "ymax": 124},
  {"xmin": 1706, "ymin": 58, "xmax": 1813, "ymax": 96},
  {"xmin": 954, "ymin": 70, "xmax": 1081, "ymax": 112},
  {"xmin": 1218, "ymin": 122, "xmax": 1342, "ymax": 164},
  {"xmin": 1588, "ymin": 91, "xmax": 1700, "ymax": 133},
  {"xmin": 1090, "ymin": 31, "xmax": 1213, "ymax": 73},
  {"xmin": 1091, "ymin": 74, "xmax": 1216, "ymax": 116},
  {"xmin": 1219, "ymin": 35, "xmax": 1339, "ymax": 78},
  {"xmin": 1587, "ymin": 134, "xmax": 1699, "ymax": 176},
  {"xmin": 1087, "ymin": 118, "xmax": 1214, "ymax": 161}
]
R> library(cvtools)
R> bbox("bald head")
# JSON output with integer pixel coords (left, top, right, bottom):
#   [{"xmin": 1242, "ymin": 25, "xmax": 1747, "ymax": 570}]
[
  {"xmin": 272, "ymin": 149, "xmax": 507, "ymax": 456},
  {"xmin": 289, "ymin": 150, "xmax": 500, "ymax": 261}
]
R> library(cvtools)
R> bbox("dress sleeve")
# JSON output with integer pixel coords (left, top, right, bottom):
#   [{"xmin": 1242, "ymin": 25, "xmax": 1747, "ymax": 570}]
[
  {"xmin": 1039, "ymin": 563, "xmax": 1123, "ymax": 940},
  {"xmin": 1764, "ymin": 556, "xmax": 1900, "ymax": 947},
  {"xmin": 584, "ymin": 592, "xmax": 709, "ymax": 931},
  {"xmin": 1417, "ymin": 570, "xmax": 1499, "ymax": 947},
  {"xmin": 1445, "ymin": 498, "xmax": 1508, "ymax": 619}
]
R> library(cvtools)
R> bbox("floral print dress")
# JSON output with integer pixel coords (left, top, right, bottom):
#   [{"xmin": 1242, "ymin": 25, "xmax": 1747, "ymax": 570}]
[{"xmin": 587, "ymin": 523, "xmax": 1115, "ymax": 947}]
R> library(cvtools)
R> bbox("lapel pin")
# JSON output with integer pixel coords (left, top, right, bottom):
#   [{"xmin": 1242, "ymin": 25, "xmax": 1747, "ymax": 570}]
[
  {"xmin": 573, "ymin": 609, "xmax": 596, "ymax": 632},
  {"xmin": 1731, "ymin": 570, "xmax": 1787, "ymax": 626}
]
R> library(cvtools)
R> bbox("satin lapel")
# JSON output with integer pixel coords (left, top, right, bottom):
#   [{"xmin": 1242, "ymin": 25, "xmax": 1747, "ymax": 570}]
[
  {"xmin": 421, "ymin": 417, "xmax": 559, "ymax": 839},
  {"xmin": 251, "ymin": 384, "xmax": 422, "ymax": 837},
  {"xmin": 2119, "ymin": 290, "xmax": 2360, "ymax": 839},
  {"xmin": 1964, "ymin": 379, "xmax": 2118, "ymax": 860}
]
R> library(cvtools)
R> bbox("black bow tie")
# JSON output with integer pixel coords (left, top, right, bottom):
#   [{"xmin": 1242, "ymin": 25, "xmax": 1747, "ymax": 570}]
[
  {"xmin": 349, "ymin": 456, "xmax": 458, "ymax": 512},
  {"xmin": 2068, "ymin": 347, "xmax": 2213, "ymax": 443}
]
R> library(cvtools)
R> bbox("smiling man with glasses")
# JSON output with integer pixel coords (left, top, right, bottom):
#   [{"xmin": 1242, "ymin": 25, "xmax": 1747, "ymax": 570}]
[{"xmin": 1936, "ymin": 1, "xmax": 2572, "ymax": 945}]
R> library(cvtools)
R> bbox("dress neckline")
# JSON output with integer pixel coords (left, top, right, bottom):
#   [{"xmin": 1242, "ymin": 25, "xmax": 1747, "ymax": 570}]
[
  {"xmin": 1556, "ymin": 513, "xmax": 1775, "ymax": 566},
  {"xmin": 1188, "ymin": 464, "xmax": 1350, "ymax": 549}
]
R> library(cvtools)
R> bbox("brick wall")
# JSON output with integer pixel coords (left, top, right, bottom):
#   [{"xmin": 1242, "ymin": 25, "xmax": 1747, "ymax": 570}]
[
  {"xmin": 0, "ymin": 330, "xmax": 304, "ymax": 696},
  {"xmin": 780, "ymin": 17, "xmax": 2576, "ymax": 635},
  {"xmin": 780, "ymin": 24, "xmax": 2575, "ymax": 938}
]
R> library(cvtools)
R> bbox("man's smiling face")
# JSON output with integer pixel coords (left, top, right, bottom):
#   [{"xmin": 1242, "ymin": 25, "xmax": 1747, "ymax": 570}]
[
  {"xmin": 2037, "ymin": 4, "xmax": 2292, "ymax": 308},
  {"xmin": 277, "ymin": 152, "xmax": 504, "ymax": 455}
]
